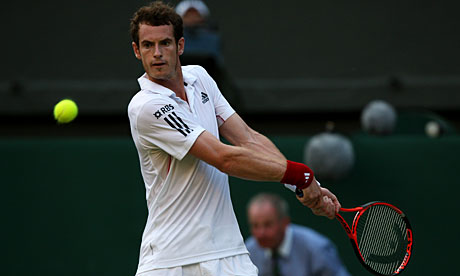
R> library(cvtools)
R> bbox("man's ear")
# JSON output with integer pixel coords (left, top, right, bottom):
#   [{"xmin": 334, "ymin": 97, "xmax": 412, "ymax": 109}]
[
  {"xmin": 132, "ymin": 42, "xmax": 142, "ymax": 60},
  {"xmin": 178, "ymin": 37, "xmax": 185, "ymax": 55}
]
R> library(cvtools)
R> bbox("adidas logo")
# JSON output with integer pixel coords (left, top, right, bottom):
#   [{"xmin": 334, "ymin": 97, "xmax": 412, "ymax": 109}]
[
  {"xmin": 304, "ymin": 173, "xmax": 310, "ymax": 183},
  {"xmin": 201, "ymin": 92, "xmax": 209, "ymax": 104}
]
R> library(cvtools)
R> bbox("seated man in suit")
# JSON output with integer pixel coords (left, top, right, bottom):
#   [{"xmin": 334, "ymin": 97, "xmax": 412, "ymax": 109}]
[{"xmin": 246, "ymin": 193, "xmax": 350, "ymax": 276}]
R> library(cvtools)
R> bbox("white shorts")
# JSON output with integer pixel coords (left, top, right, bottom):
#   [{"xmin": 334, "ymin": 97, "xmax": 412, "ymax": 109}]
[{"xmin": 137, "ymin": 254, "xmax": 258, "ymax": 276}]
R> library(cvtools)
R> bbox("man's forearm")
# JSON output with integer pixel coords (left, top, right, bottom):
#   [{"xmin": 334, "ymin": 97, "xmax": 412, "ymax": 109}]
[
  {"xmin": 251, "ymin": 131, "xmax": 286, "ymax": 160},
  {"xmin": 218, "ymin": 144, "xmax": 286, "ymax": 182},
  {"xmin": 220, "ymin": 131, "xmax": 287, "ymax": 181},
  {"xmin": 189, "ymin": 130, "xmax": 286, "ymax": 182}
]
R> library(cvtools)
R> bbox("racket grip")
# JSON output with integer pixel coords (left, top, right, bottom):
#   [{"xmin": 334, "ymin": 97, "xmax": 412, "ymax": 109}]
[{"xmin": 295, "ymin": 188, "xmax": 304, "ymax": 197}]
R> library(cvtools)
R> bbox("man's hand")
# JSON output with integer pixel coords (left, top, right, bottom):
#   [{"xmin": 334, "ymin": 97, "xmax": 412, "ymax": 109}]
[
  {"xmin": 296, "ymin": 178, "xmax": 340, "ymax": 219},
  {"xmin": 320, "ymin": 187, "xmax": 341, "ymax": 213}
]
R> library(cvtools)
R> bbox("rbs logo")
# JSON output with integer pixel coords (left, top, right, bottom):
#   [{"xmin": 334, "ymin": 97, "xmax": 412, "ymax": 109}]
[{"xmin": 154, "ymin": 104, "xmax": 174, "ymax": 119}]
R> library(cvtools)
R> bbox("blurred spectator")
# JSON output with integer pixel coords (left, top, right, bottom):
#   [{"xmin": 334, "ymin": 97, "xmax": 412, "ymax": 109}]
[
  {"xmin": 176, "ymin": 0, "xmax": 209, "ymax": 26},
  {"xmin": 246, "ymin": 193, "xmax": 350, "ymax": 276},
  {"xmin": 175, "ymin": 0, "xmax": 222, "ymax": 64},
  {"xmin": 175, "ymin": 0, "xmax": 241, "ymax": 107}
]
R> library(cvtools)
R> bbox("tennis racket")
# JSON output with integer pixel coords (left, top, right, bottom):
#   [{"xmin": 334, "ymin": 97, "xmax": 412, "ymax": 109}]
[{"xmin": 285, "ymin": 185, "xmax": 413, "ymax": 275}]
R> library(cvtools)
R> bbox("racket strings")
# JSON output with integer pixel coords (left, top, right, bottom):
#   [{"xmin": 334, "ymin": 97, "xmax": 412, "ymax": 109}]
[{"xmin": 356, "ymin": 205, "xmax": 408, "ymax": 275}]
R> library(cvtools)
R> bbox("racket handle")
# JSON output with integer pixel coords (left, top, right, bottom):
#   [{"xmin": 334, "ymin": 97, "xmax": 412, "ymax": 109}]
[
  {"xmin": 295, "ymin": 188, "xmax": 304, "ymax": 197},
  {"xmin": 294, "ymin": 180, "xmax": 322, "ymax": 198}
]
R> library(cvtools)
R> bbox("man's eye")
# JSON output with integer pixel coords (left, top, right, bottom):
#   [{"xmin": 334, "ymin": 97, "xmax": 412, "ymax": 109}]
[{"xmin": 162, "ymin": 41, "xmax": 171, "ymax": 46}]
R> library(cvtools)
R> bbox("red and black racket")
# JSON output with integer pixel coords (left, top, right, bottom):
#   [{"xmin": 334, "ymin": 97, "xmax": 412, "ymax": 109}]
[
  {"xmin": 335, "ymin": 201, "xmax": 413, "ymax": 275},
  {"xmin": 286, "ymin": 185, "xmax": 413, "ymax": 275}
]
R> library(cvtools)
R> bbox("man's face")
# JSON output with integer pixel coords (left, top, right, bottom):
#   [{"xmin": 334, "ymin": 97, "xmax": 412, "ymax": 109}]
[
  {"xmin": 248, "ymin": 201, "xmax": 289, "ymax": 249},
  {"xmin": 132, "ymin": 24, "xmax": 184, "ymax": 83}
]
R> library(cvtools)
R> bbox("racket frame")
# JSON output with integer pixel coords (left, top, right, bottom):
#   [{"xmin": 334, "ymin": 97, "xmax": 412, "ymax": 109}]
[{"xmin": 335, "ymin": 201, "xmax": 413, "ymax": 276}]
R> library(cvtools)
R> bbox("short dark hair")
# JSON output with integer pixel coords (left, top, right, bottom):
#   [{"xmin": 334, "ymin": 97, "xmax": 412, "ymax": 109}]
[{"xmin": 130, "ymin": 1, "xmax": 184, "ymax": 46}]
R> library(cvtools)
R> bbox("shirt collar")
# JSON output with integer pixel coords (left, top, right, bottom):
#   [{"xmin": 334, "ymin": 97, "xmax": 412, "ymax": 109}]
[
  {"xmin": 137, "ymin": 73, "xmax": 174, "ymax": 97},
  {"xmin": 182, "ymin": 68, "xmax": 197, "ymax": 87},
  {"xmin": 263, "ymin": 225, "xmax": 293, "ymax": 258},
  {"xmin": 137, "ymin": 68, "xmax": 198, "ymax": 96}
]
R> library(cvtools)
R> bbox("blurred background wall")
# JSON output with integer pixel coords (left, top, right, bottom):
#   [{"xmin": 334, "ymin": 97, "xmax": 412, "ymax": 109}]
[
  {"xmin": 1, "ymin": 0, "xmax": 459, "ymax": 125},
  {"xmin": 1, "ymin": 0, "xmax": 459, "ymax": 275}
]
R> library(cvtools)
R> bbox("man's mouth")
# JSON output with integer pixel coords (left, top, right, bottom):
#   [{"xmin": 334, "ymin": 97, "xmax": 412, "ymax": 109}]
[{"xmin": 152, "ymin": 62, "xmax": 166, "ymax": 66}]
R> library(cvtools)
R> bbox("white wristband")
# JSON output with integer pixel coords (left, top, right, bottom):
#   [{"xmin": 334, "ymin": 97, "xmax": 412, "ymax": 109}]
[{"xmin": 284, "ymin": 180, "xmax": 321, "ymax": 193}]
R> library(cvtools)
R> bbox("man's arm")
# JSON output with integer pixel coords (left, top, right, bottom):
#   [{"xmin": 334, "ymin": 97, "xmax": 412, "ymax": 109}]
[
  {"xmin": 188, "ymin": 113, "xmax": 339, "ymax": 218},
  {"xmin": 220, "ymin": 113, "xmax": 340, "ymax": 216},
  {"xmin": 189, "ymin": 129, "xmax": 286, "ymax": 182},
  {"xmin": 219, "ymin": 113, "xmax": 286, "ymax": 160}
]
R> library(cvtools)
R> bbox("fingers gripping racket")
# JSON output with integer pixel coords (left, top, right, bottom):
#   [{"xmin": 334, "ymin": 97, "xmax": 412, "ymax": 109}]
[{"xmin": 285, "ymin": 185, "xmax": 413, "ymax": 275}]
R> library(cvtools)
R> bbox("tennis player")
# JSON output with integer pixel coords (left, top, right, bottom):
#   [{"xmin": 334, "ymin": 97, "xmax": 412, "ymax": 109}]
[{"xmin": 128, "ymin": 2, "xmax": 341, "ymax": 275}]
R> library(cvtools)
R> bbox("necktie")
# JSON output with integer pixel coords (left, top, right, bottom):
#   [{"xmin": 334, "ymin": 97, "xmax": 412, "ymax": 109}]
[{"xmin": 271, "ymin": 249, "xmax": 281, "ymax": 276}]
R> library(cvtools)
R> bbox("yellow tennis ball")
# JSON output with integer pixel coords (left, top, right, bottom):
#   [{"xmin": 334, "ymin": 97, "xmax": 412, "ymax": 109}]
[{"xmin": 54, "ymin": 99, "xmax": 78, "ymax": 123}]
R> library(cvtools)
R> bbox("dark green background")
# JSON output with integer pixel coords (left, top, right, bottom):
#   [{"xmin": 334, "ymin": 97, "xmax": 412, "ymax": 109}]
[{"xmin": 2, "ymin": 133, "xmax": 459, "ymax": 275}]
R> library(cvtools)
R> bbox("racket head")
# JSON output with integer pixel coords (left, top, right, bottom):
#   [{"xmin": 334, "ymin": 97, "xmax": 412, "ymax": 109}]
[{"xmin": 340, "ymin": 202, "xmax": 413, "ymax": 276}]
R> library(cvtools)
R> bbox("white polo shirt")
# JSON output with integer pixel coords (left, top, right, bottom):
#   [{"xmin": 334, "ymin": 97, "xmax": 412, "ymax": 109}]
[{"xmin": 128, "ymin": 65, "xmax": 248, "ymax": 274}]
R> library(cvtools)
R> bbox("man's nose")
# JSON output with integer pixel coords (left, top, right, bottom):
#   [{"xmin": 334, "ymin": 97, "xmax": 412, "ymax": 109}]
[{"xmin": 153, "ymin": 45, "xmax": 162, "ymax": 57}]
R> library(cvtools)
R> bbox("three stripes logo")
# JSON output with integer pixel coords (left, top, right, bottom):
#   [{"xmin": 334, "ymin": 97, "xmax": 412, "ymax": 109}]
[
  {"xmin": 164, "ymin": 112, "xmax": 193, "ymax": 137},
  {"xmin": 201, "ymin": 92, "xmax": 209, "ymax": 104}
]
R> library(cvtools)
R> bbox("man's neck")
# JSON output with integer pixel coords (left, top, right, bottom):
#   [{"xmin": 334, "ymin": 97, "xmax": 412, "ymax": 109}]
[
  {"xmin": 269, "ymin": 225, "xmax": 291, "ymax": 258},
  {"xmin": 150, "ymin": 71, "xmax": 187, "ymax": 102}
]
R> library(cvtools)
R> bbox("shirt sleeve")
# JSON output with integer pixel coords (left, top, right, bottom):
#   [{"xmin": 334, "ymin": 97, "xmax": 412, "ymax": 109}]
[{"xmin": 136, "ymin": 98, "xmax": 205, "ymax": 160}]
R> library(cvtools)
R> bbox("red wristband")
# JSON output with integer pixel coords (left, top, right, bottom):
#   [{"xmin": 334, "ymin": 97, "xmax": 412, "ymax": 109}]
[{"xmin": 281, "ymin": 160, "xmax": 314, "ymax": 190}]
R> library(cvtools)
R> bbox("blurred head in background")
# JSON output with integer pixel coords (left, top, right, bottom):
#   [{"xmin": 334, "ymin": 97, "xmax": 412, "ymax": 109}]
[
  {"xmin": 247, "ymin": 193, "xmax": 291, "ymax": 250},
  {"xmin": 175, "ymin": 0, "xmax": 210, "ymax": 27}
]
